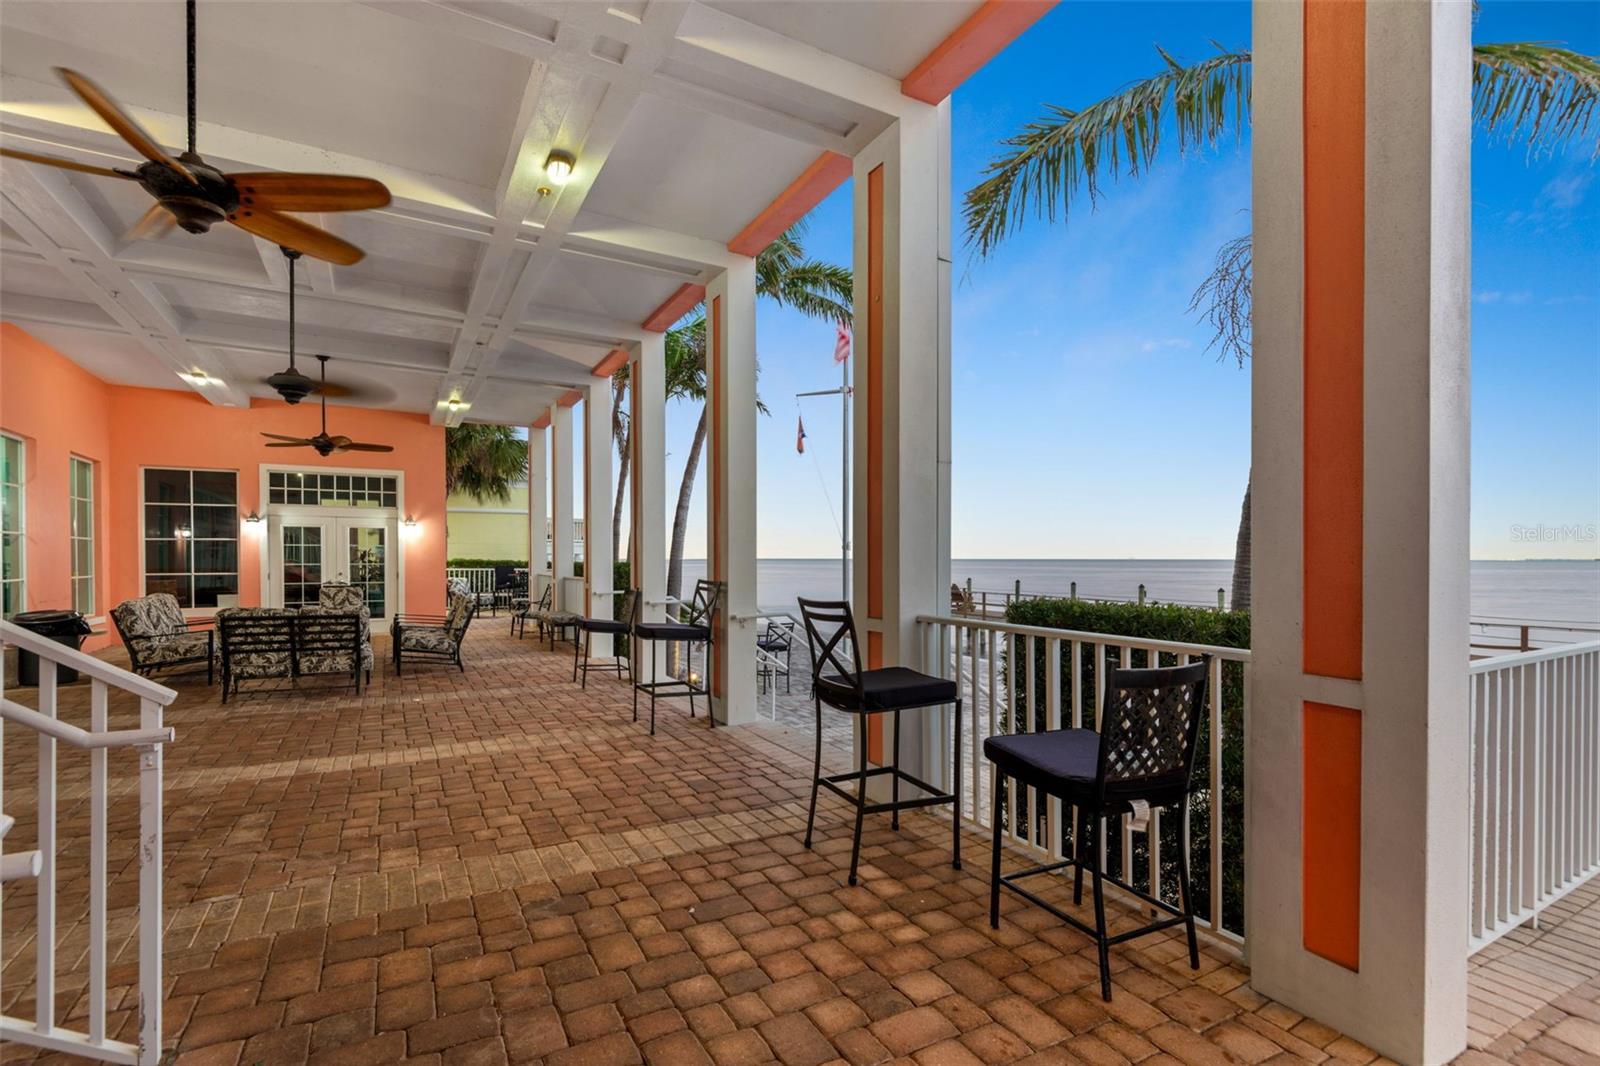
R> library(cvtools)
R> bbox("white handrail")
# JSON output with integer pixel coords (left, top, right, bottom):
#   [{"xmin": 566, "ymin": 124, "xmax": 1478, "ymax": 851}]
[
  {"xmin": 0, "ymin": 698, "xmax": 174, "ymax": 749},
  {"xmin": 1469, "ymin": 638, "xmax": 1600, "ymax": 672},
  {"xmin": 0, "ymin": 620, "xmax": 177, "ymax": 705},
  {"xmin": 916, "ymin": 614, "xmax": 1252, "ymax": 662},
  {"xmin": 1, "ymin": 622, "xmax": 173, "ymax": 1065}
]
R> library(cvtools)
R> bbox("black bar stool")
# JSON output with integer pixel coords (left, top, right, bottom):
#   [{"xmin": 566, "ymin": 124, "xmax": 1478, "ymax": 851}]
[
  {"xmin": 984, "ymin": 657, "xmax": 1210, "ymax": 1001},
  {"xmin": 796, "ymin": 598, "xmax": 963, "ymax": 886},
  {"xmin": 573, "ymin": 589, "xmax": 636, "ymax": 687},
  {"xmin": 631, "ymin": 579, "xmax": 720, "ymax": 734}
]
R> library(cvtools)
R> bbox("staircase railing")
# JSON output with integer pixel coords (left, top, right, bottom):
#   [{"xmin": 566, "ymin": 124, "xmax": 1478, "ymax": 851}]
[{"xmin": 0, "ymin": 619, "xmax": 177, "ymax": 1065}]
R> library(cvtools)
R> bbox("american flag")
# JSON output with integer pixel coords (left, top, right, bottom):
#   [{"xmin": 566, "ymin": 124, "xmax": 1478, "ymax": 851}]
[
  {"xmin": 795, "ymin": 414, "xmax": 807, "ymax": 454},
  {"xmin": 834, "ymin": 322, "xmax": 851, "ymax": 364}
]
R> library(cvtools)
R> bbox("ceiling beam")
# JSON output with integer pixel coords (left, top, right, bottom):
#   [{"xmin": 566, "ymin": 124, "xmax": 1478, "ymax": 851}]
[
  {"xmin": 1, "ymin": 166, "xmax": 248, "ymax": 406},
  {"xmin": 901, "ymin": 0, "xmax": 1057, "ymax": 104}
]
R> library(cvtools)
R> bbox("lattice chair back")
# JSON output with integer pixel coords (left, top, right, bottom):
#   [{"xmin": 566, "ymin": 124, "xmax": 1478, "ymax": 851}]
[
  {"xmin": 1094, "ymin": 657, "xmax": 1210, "ymax": 807},
  {"xmin": 796, "ymin": 598, "xmax": 862, "ymax": 697},
  {"xmin": 686, "ymin": 579, "xmax": 721, "ymax": 626}
]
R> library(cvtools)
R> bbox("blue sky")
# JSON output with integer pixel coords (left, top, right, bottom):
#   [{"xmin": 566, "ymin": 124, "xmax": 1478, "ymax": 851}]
[{"xmin": 649, "ymin": 0, "xmax": 1599, "ymax": 562}]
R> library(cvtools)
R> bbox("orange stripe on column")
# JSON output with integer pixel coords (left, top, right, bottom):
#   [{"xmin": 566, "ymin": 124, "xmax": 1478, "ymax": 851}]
[
  {"xmin": 531, "ymin": 412, "xmax": 550, "ymax": 430},
  {"xmin": 865, "ymin": 164, "xmax": 886, "ymax": 765},
  {"xmin": 1303, "ymin": 701, "xmax": 1361, "ymax": 970},
  {"xmin": 592, "ymin": 348, "xmax": 629, "ymax": 377},
  {"xmin": 1302, "ymin": 0, "xmax": 1364, "ymax": 681}
]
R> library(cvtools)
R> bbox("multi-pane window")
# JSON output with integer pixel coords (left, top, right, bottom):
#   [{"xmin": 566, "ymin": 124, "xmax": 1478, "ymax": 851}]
[
  {"xmin": 70, "ymin": 457, "xmax": 94, "ymax": 616},
  {"xmin": 1, "ymin": 434, "xmax": 23, "ymax": 618},
  {"xmin": 267, "ymin": 471, "xmax": 397, "ymax": 508},
  {"xmin": 143, "ymin": 468, "xmax": 239, "ymax": 608}
]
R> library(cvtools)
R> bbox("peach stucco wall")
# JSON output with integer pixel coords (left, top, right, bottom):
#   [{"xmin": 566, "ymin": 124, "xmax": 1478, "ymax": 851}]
[{"xmin": 1, "ymin": 324, "xmax": 447, "ymax": 649}]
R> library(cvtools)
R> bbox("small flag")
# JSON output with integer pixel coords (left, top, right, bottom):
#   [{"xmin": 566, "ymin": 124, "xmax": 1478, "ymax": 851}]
[
  {"xmin": 796, "ymin": 414, "xmax": 807, "ymax": 454},
  {"xmin": 834, "ymin": 322, "xmax": 851, "ymax": 364}
]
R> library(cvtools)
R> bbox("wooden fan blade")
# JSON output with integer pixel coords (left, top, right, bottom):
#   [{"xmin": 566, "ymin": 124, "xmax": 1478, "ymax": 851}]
[
  {"xmin": 340, "ymin": 443, "xmax": 394, "ymax": 453},
  {"xmin": 226, "ymin": 207, "xmax": 363, "ymax": 266},
  {"xmin": 266, "ymin": 441, "xmax": 313, "ymax": 448},
  {"xmin": 56, "ymin": 68, "xmax": 195, "ymax": 184},
  {"xmin": 1, "ymin": 147, "xmax": 134, "ymax": 180},
  {"xmin": 227, "ymin": 173, "xmax": 391, "ymax": 213},
  {"xmin": 125, "ymin": 202, "xmax": 176, "ymax": 242},
  {"xmin": 260, "ymin": 432, "xmax": 312, "ymax": 443}
]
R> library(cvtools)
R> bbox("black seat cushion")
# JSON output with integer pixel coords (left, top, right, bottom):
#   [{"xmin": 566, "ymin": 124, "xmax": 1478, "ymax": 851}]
[
  {"xmin": 984, "ymin": 729, "xmax": 1100, "ymax": 792},
  {"xmin": 635, "ymin": 621, "xmax": 710, "ymax": 641},
  {"xmin": 815, "ymin": 666, "xmax": 957, "ymax": 711},
  {"xmin": 578, "ymin": 618, "xmax": 630, "ymax": 635}
]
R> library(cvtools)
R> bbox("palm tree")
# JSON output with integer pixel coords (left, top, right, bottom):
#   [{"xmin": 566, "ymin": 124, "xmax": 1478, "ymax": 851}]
[
  {"xmin": 608, "ymin": 218, "xmax": 852, "ymax": 599},
  {"xmin": 445, "ymin": 423, "xmax": 529, "ymax": 503},
  {"xmin": 964, "ymin": 33, "xmax": 1600, "ymax": 609}
]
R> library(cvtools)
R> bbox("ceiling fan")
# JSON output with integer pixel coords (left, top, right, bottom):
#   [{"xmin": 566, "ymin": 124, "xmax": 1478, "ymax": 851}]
[
  {"xmin": 0, "ymin": 0, "xmax": 389, "ymax": 265},
  {"xmin": 262, "ymin": 356, "xmax": 393, "ymax": 457}
]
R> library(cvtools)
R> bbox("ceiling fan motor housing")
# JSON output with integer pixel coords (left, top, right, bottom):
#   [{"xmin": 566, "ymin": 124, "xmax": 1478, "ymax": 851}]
[
  {"xmin": 136, "ymin": 155, "xmax": 236, "ymax": 233},
  {"xmin": 266, "ymin": 369, "xmax": 316, "ymax": 404}
]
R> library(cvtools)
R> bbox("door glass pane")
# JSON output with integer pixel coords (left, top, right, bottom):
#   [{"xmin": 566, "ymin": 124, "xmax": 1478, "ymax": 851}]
[
  {"xmin": 348, "ymin": 526, "xmax": 386, "ymax": 617},
  {"xmin": 282, "ymin": 526, "xmax": 323, "ymax": 608}
]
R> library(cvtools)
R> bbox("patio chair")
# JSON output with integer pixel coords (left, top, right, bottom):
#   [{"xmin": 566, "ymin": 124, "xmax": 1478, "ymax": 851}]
[
  {"xmin": 315, "ymin": 582, "xmax": 374, "ymax": 685},
  {"xmin": 110, "ymin": 592, "xmax": 215, "ymax": 683},
  {"xmin": 984, "ymin": 657, "xmax": 1210, "ymax": 1001},
  {"xmin": 757, "ymin": 618, "xmax": 794, "ymax": 694},
  {"xmin": 631, "ymin": 579, "xmax": 720, "ymax": 735},
  {"xmin": 511, "ymin": 583, "xmax": 547, "ymax": 639},
  {"xmin": 573, "ymin": 588, "xmax": 637, "ymax": 688},
  {"xmin": 531, "ymin": 586, "xmax": 581, "ymax": 650},
  {"xmin": 796, "ymin": 597, "xmax": 963, "ymax": 886},
  {"xmin": 392, "ymin": 594, "xmax": 476, "ymax": 674}
]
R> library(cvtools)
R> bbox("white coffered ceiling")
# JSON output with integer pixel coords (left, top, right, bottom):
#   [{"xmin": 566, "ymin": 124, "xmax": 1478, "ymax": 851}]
[{"xmin": 0, "ymin": 0, "xmax": 978, "ymax": 425}]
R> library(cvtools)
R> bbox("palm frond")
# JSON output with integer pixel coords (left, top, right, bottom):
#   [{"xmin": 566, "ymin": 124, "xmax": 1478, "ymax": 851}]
[
  {"xmin": 1473, "ymin": 43, "xmax": 1600, "ymax": 156},
  {"xmin": 445, "ymin": 423, "xmax": 528, "ymax": 503},
  {"xmin": 1187, "ymin": 231, "xmax": 1252, "ymax": 367},
  {"xmin": 963, "ymin": 45, "xmax": 1251, "ymax": 257}
]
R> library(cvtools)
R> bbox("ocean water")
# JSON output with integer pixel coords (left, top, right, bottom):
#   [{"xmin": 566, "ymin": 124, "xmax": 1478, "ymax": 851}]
[{"xmin": 678, "ymin": 558, "xmax": 1600, "ymax": 626}]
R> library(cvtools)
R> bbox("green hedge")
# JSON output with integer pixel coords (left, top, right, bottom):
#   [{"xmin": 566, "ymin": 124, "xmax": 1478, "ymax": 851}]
[
  {"xmin": 447, "ymin": 557, "xmax": 528, "ymax": 569},
  {"xmin": 1000, "ymin": 597, "xmax": 1249, "ymax": 935}
]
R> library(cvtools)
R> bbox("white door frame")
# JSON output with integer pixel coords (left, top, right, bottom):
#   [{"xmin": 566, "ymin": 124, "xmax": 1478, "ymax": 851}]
[{"xmin": 258, "ymin": 464, "xmax": 406, "ymax": 621}]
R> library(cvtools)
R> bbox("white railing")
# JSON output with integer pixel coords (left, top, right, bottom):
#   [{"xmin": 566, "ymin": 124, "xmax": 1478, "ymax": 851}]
[
  {"xmin": 1469, "ymin": 639, "xmax": 1600, "ymax": 953},
  {"xmin": 917, "ymin": 614, "xmax": 1250, "ymax": 951},
  {"xmin": 0, "ymin": 619, "xmax": 177, "ymax": 1065},
  {"xmin": 446, "ymin": 567, "xmax": 500, "ymax": 594}
]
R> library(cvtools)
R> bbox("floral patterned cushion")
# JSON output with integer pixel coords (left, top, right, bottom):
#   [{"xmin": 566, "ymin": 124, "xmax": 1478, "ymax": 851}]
[
  {"xmin": 229, "ymin": 650, "xmax": 293, "ymax": 679},
  {"xmin": 112, "ymin": 593, "xmax": 187, "ymax": 640},
  {"xmin": 446, "ymin": 577, "xmax": 472, "ymax": 600},
  {"xmin": 445, "ymin": 594, "xmax": 475, "ymax": 639},
  {"xmin": 399, "ymin": 627, "xmax": 456, "ymax": 653},
  {"xmin": 136, "ymin": 631, "xmax": 214, "ymax": 665},
  {"xmin": 318, "ymin": 584, "xmax": 367, "ymax": 613}
]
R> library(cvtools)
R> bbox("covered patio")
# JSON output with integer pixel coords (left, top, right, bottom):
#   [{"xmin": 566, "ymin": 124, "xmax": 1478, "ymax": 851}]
[{"xmin": 2, "ymin": 1, "xmax": 1596, "ymax": 1065}]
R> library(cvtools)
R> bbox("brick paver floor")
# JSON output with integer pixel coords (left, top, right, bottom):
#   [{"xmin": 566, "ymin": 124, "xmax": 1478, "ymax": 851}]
[{"xmin": 1, "ymin": 625, "xmax": 1593, "ymax": 1065}]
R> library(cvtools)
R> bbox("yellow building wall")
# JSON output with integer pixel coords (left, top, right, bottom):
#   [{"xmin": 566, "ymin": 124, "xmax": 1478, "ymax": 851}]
[{"xmin": 447, "ymin": 486, "xmax": 528, "ymax": 562}]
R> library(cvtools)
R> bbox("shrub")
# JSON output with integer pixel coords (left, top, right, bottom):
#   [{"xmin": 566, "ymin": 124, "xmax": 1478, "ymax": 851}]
[
  {"xmin": 447, "ymin": 557, "xmax": 528, "ymax": 569},
  {"xmin": 999, "ymin": 597, "xmax": 1250, "ymax": 935}
]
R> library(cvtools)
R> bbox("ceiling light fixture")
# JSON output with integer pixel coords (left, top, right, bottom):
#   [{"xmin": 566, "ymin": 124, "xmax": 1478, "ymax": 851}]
[
  {"xmin": 180, "ymin": 369, "xmax": 211, "ymax": 386},
  {"xmin": 544, "ymin": 149, "xmax": 575, "ymax": 186}
]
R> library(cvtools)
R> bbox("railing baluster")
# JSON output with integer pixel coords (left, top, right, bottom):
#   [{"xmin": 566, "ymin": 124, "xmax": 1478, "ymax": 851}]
[
  {"xmin": 37, "ymin": 658, "xmax": 58, "ymax": 1036},
  {"xmin": 1045, "ymin": 638, "xmax": 1061, "ymax": 862},
  {"xmin": 139, "ymin": 697, "xmax": 165, "ymax": 1066},
  {"xmin": 1208, "ymin": 654, "xmax": 1224, "ymax": 935},
  {"xmin": 90, "ymin": 679, "xmax": 108, "ymax": 1046}
]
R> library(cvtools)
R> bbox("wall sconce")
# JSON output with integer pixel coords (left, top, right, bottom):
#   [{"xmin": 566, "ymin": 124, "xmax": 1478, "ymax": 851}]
[
  {"xmin": 544, "ymin": 149, "xmax": 575, "ymax": 186},
  {"xmin": 402, "ymin": 515, "xmax": 419, "ymax": 537},
  {"xmin": 242, "ymin": 511, "xmax": 264, "ymax": 532}
]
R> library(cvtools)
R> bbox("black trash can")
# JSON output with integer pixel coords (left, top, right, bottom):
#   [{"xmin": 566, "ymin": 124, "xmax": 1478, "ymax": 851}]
[{"xmin": 12, "ymin": 610, "xmax": 94, "ymax": 686}]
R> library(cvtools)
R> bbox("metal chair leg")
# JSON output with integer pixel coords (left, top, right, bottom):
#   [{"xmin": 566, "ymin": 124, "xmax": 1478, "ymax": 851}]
[
  {"xmin": 633, "ymin": 637, "xmax": 642, "ymax": 722},
  {"xmin": 803, "ymin": 697, "xmax": 823, "ymax": 849},
  {"xmin": 573, "ymin": 628, "xmax": 583, "ymax": 683},
  {"xmin": 1074, "ymin": 807, "xmax": 1089, "ymax": 906},
  {"xmin": 1090, "ymin": 819, "xmax": 1112, "ymax": 1001},
  {"xmin": 890, "ymin": 711, "xmax": 901, "ymax": 831},
  {"xmin": 649, "ymin": 643, "xmax": 658, "ymax": 736},
  {"xmin": 989, "ymin": 770, "xmax": 1003, "ymax": 929},
  {"xmin": 1177, "ymin": 803, "xmax": 1200, "ymax": 970},
  {"xmin": 848, "ymin": 729, "xmax": 869, "ymax": 886}
]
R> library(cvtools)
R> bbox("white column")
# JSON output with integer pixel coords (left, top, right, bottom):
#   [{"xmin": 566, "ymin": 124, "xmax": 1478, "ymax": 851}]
[
  {"xmin": 705, "ymin": 258, "xmax": 759, "ymax": 725},
  {"xmin": 632, "ymin": 335, "xmax": 669, "ymax": 672},
  {"xmin": 584, "ymin": 379, "xmax": 615, "ymax": 657},
  {"xmin": 1248, "ymin": 3, "xmax": 1471, "ymax": 1063},
  {"xmin": 527, "ymin": 421, "xmax": 548, "ymax": 574},
  {"xmin": 550, "ymin": 401, "xmax": 576, "ymax": 611},
  {"xmin": 851, "ymin": 99, "xmax": 953, "ymax": 785}
]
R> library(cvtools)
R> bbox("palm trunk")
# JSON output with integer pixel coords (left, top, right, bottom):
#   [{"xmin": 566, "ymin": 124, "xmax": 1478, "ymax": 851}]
[
  {"xmin": 612, "ymin": 422, "xmax": 631, "ymax": 568},
  {"xmin": 1230, "ymin": 474, "xmax": 1251, "ymax": 612},
  {"xmin": 667, "ymin": 405, "xmax": 708, "ymax": 603}
]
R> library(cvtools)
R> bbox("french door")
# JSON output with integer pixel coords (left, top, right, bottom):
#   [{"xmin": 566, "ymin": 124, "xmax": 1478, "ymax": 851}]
[{"xmin": 268, "ymin": 514, "xmax": 395, "ymax": 622}]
